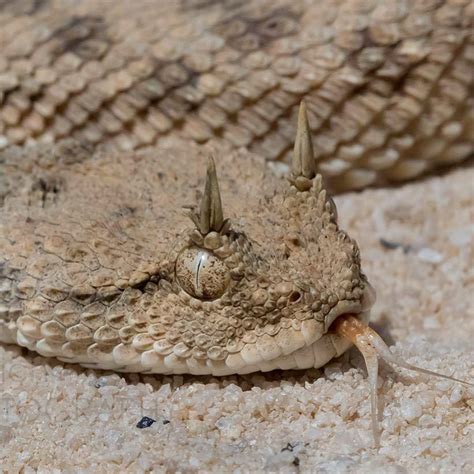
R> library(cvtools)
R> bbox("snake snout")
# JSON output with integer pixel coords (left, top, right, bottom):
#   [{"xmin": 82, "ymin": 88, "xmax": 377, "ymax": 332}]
[{"xmin": 361, "ymin": 280, "xmax": 376, "ymax": 312}]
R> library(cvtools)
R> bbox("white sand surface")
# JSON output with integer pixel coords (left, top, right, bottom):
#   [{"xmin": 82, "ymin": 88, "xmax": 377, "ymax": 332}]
[{"xmin": 1, "ymin": 167, "xmax": 473, "ymax": 473}]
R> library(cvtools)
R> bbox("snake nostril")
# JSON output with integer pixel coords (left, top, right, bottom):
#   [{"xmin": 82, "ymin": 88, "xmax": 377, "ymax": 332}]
[
  {"xmin": 285, "ymin": 233, "xmax": 304, "ymax": 252},
  {"xmin": 289, "ymin": 291, "xmax": 301, "ymax": 304}
]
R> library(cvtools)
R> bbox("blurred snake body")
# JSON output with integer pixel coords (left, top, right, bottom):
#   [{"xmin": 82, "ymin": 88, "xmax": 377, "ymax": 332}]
[{"xmin": 0, "ymin": 0, "xmax": 472, "ymax": 192}]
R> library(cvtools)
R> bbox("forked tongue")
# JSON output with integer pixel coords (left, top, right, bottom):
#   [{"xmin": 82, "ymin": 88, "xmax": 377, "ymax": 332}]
[{"xmin": 332, "ymin": 314, "xmax": 472, "ymax": 447}]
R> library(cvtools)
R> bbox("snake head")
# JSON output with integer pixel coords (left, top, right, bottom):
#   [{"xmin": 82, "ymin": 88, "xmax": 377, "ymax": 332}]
[
  {"xmin": 151, "ymin": 102, "xmax": 376, "ymax": 375},
  {"xmin": 6, "ymin": 110, "xmax": 462, "ymax": 450},
  {"xmin": 6, "ymin": 103, "xmax": 374, "ymax": 375}
]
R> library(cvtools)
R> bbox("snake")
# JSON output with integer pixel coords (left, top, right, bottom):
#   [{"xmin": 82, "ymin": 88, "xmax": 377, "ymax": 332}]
[{"xmin": 0, "ymin": 0, "xmax": 472, "ymax": 443}]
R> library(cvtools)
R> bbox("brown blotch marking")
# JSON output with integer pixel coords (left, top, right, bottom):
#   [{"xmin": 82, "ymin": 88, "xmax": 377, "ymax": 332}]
[
  {"xmin": 29, "ymin": 176, "xmax": 63, "ymax": 208},
  {"xmin": 0, "ymin": 0, "xmax": 47, "ymax": 15},
  {"xmin": 51, "ymin": 16, "xmax": 109, "ymax": 60},
  {"xmin": 179, "ymin": 0, "xmax": 244, "ymax": 13},
  {"xmin": 214, "ymin": 7, "xmax": 302, "ymax": 51}
]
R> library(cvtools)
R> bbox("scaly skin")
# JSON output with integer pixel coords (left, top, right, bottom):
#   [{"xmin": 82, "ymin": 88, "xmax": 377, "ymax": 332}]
[
  {"xmin": 0, "ymin": 127, "xmax": 375, "ymax": 374},
  {"xmin": 0, "ymin": 0, "xmax": 472, "ymax": 192}
]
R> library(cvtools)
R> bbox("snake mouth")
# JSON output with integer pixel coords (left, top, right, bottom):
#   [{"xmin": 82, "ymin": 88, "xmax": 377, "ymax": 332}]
[
  {"xmin": 89, "ymin": 283, "xmax": 376, "ymax": 376},
  {"xmin": 41, "ymin": 283, "xmax": 377, "ymax": 377},
  {"xmin": 219, "ymin": 282, "xmax": 377, "ymax": 376},
  {"xmin": 219, "ymin": 308, "xmax": 373, "ymax": 377},
  {"xmin": 324, "ymin": 280, "xmax": 376, "ymax": 334}
]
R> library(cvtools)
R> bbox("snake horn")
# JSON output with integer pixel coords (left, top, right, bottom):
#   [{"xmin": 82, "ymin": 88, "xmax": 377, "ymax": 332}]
[
  {"xmin": 199, "ymin": 156, "xmax": 224, "ymax": 234},
  {"xmin": 290, "ymin": 100, "xmax": 316, "ymax": 191}
]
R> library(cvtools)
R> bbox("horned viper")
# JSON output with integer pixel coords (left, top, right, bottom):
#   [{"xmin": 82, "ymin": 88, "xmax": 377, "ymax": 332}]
[{"xmin": 0, "ymin": 0, "xmax": 472, "ymax": 443}]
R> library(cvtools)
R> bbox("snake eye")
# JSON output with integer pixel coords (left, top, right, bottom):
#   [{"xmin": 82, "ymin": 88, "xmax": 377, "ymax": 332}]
[{"xmin": 175, "ymin": 247, "xmax": 231, "ymax": 300}]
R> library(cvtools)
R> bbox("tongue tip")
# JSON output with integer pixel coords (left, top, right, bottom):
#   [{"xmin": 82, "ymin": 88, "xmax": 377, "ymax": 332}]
[{"xmin": 332, "ymin": 314, "xmax": 472, "ymax": 445}]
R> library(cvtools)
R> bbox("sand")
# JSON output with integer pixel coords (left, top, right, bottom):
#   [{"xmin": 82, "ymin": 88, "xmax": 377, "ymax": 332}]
[{"xmin": 1, "ymin": 166, "xmax": 473, "ymax": 473}]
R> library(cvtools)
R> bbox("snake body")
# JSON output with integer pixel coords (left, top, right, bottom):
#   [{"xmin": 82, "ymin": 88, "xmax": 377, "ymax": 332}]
[
  {"xmin": 0, "ymin": 0, "xmax": 472, "ymax": 374},
  {"xmin": 0, "ymin": 0, "xmax": 472, "ymax": 192}
]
